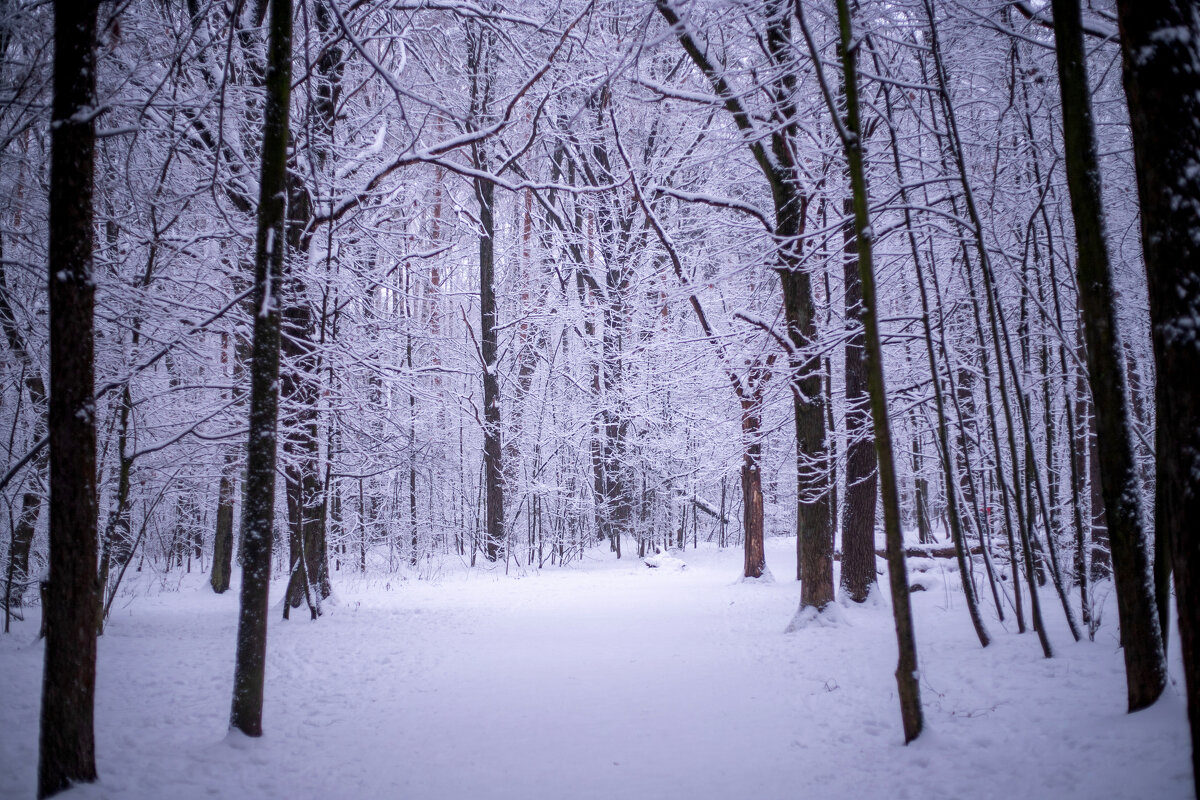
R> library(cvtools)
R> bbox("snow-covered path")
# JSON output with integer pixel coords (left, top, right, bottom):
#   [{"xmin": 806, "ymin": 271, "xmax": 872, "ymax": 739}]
[{"xmin": 0, "ymin": 538, "xmax": 1191, "ymax": 799}]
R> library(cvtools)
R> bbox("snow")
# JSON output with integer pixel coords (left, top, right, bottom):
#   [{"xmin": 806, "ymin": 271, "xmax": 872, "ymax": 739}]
[
  {"xmin": 0, "ymin": 537, "xmax": 1191, "ymax": 799},
  {"xmin": 643, "ymin": 549, "xmax": 687, "ymax": 570}
]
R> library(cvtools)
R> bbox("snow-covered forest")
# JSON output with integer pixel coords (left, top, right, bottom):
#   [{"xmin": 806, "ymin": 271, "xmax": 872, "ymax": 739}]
[{"xmin": 1, "ymin": 0, "xmax": 1198, "ymax": 797}]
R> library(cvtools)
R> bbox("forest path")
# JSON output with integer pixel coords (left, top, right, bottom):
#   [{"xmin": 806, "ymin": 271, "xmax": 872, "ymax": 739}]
[{"xmin": 0, "ymin": 537, "xmax": 1191, "ymax": 799}]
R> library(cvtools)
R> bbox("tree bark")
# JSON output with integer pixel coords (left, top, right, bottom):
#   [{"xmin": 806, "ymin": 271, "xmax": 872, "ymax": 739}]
[
  {"xmin": 825, "ymin": 0, "xmax": 923, "ymax": 740},
  {"xmin": 478, "ymin": 169, "xmax": 505, "ymax": 562},
  {"xmin": 782, "ymin": 267, "xmax": 835, "ymax": 607},
  {"xmin": 1051, "ymin": 0, "xmax": 1166, "ymax": 710},
  {"xmin": 230, "ymin": 0, "xmax": 292, "ymax": 738},
  {"xmin": 210, "ymin": 451, "xmax": 237, "ymax": 594},
  {"xmin": 741, "ymin": 401, "xmax": 767, "ymax": 579},
  {"xmin": 1113, "ymin": 0, "xmax": 1200, "ymax": 786},
  {"xmin": 468, "ymin": 22, "xmax": 504, "ymax": 563},
  {"xmin": 841, "ymin": 193, "xmax": 878, "ymax": 602},
  {"xmin": 39, "ymin": 2, "xmax": 101, "ymax": 794},
  {"xmin": 96, "ymin": 384, "xmax": 134, "ymax": 636},
  {"xmin": 656, "ymin": 0, "xmax": 834, "ymax": 606}
]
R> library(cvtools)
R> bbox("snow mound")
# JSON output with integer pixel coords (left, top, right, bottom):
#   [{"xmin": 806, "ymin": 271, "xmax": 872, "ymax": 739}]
[
  {"xmin": 644, "ymin": 551, "xmax": 687, "ymax": 570},
  {"xmin": 784, "ymin": 601, "xmax": 845, "ymax": 632},
  {"xmin": 838, "ymin": 582, "xmax": 882, "ymax": 608},
  {"xmin": 907, "ymin": 560, "xmax": 944, "ymax": 593},
  {"xmin": 738, "ymin": 566, "xmax": 775, "ymax": 584}
]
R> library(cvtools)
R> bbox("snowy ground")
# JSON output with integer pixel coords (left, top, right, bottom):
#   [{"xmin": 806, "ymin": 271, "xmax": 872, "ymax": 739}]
[{"xmin": 0, "ymin": 536, "xmax": 1192, "ymax": 799}]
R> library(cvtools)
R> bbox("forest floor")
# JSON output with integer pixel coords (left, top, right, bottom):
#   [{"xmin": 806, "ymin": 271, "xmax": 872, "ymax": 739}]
[{"xmin": 0, "ymin": 536, "xmax": 1192, "ymax": 799}]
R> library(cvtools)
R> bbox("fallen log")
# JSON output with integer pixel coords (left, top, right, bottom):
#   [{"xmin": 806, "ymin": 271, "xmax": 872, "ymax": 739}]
[{"xmin": 833, "ymin": 544, "xmax": 985, "ymax": 560}]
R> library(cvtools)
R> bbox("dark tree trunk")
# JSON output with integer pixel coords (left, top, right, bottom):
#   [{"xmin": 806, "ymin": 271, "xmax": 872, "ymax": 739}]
[
  {"xmin": 1051, "ymin": 0, "xmax": 1166, "ymax": 710},
  {"xmin": 280, "ymin": 0, "xmax": 341, "ymax": 610},
  {"xmin": 39, "ymin": 2, "xmax": 101, "ymax": 795},
  {"xmin": 1087, "ymin": 390, "xmax": 1111, "ymax": 579},
  {"xmin": 467, "ymin": 21, "xmax": 504, "ymax": 563},
  {"xmin": 841, "ymin": 194, "xmax": 878, "ymax": 602},
  {"xmin": 229, "ymin": 0, "xmax": 292, "ymax": 738},
  {"xmin": 210, "ymin": 451, "xmax": 237, "ymax": 594},
  {"xmin": 282, "ymin": 192, "xmax": 328, "ymax": 615},
  {"xmin": 478, "ymin": 170, "xmax": 505, "ymax": 562},
  {"xmin": 741, "ymin": 401, "xmax": 767, "ymax": 579},
  {"xmin": 96, "ymin": 382, "xmax": 135, "ymax": 636},
  {"xmin": 656, "ymin": 0, "xmax": 833, "ymax": 607},
  {"xmin": 283, "ymin": 417, "xmax": 328, "ymax": 616},
  {"xmin": 783, "ymin": 267, "xmax": 834, "ymax": 607},
  {"xmin": 1114, "ymin": 0, "xmax": 1200, "ymax": 787},
  {"xmin": 912, "ymin": 434, "xmax": 933, "ymax": 546},
  {"xmin": 820, "ymin": 0, "xmax": 923, "ymax": 740},
  {"xmin": 0, "ymin": 256, "xmax": 47, "ymax": 617}
]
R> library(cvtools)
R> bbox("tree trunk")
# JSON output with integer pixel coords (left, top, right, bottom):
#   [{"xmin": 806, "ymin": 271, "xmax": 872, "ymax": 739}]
[
  {"xmin": 656, "ymin": 0, "xmax": 833, "ymax": 607},
  {"xmin": 468, "ymin": 21, "xmax": 504, "ymax": 563},
  {"xmin": 282, "ymin": 190, "xmax": 328, "ymax": 613},
  {"xmin": 39, "ymin": 2, "xmax": 101, "ymax": 794},
  {"xmin": 478, "ymin": 169, "xmax": 505, "ymax": 562},
  {"xmin": 823, "ymin": 0, "xmax": 923, "ymax": 740},
  {"xmin": 741, "ymin": 401, "xmax": 767, "ymax": 579},
  {"xmin": 781, "ymin": 268, "xmax": 834, "ymax": 606},
  {"xmin": 1086, "ymin": 387, "xmax": 1111, "ymax": 579},
  {"xmin": 1051, "ymin": 0, "xmax": 1166, "ymax": 710},
  {"xmin": 96, "ymin": 383, "xmax": 136, "ymax": 636},
  {"xmin": 0, "ymin": 256, "xmax": 47, "ymax": 618},
  {"xmin": 279, "ymin": 0, "xmax": 342, "ymax": 608},
  {"xmin": 210, "ymin": 450, "xmax": 237, "ymax": 594},
  {"xmin": 283, "ymin": 418, "xmax": 328, "ymax": 616},
  {"xmin": 229, "ymin": 0, "xmax": 292, "ymax": 738},
  {"xmin": 1113, "ymin": 0, "xmax": 1200, "ymax": 786},
  {"xmin": 841, "ymin": 195, "xmax": 878, "ymax": 602},
  {"xmin": 912, "ymin": 433, "xmax": 933, "ymax": 546}
]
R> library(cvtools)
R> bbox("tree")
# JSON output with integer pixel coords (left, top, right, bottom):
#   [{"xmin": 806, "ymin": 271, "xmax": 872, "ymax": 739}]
[
  {"xmin": 839, "ymin": 191, "xmax": 877, "ymax": 601},
  {"xmin": 797, "ymin": 0, "xmax": 922, "ymax": 742},
  {"xmin": 1113, "ymin": 0, "xmax": 1200, "ymax": 787},
  {"xmin": 921, "ymin": 0, "xmax": 1058, "ymax": 656},
  {"xmin": 869, "ymin": 29, "xmax": 991, "ymax": 650},
  {"xmin": 38, "ymin": 0, "xmax": 102, "ymax": 795},
  {"xmin": 1050, "ymin": 0, "xmax": 1166, "ymax": 711},
  {"xmin": 281, "ymin": 0, "xmax": 344, "ymax": 615},
  {"xmin": 467, "ymin": 18, "xmax": 505, "ymax": 563},
  {"xmin": 0, "ymin": 255, "xmax": 46, "ymax": 623},
  {"xmin": 609, "ymin": 107, "xmax": 776, "ymax": 579},
  {"xmin": 229, "ymin": 0, "xmax": 292, "ymax": 738},
  {"xmin": 657, "ymin": 0, "xmax": 834, "ymax": 608}
]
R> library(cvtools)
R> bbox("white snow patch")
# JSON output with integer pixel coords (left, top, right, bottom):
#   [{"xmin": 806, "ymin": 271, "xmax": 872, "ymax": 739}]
[
  {"xmin": 643, "ymin": 550, "xmax": 687, "ymax": 571},
  {"xmin": 786, "ymin": 600, "xmax": 846, "ymax": 631},
  {"xmin": 0, "ymin": 537, "xmax": 1190, "ymax": 800}
]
